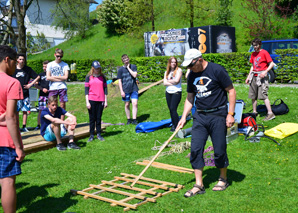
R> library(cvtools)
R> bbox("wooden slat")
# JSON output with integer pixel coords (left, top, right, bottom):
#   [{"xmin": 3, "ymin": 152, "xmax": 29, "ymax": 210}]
[
  {"xmin": 136, "ymin": 162, "xmax": 193, "ymax": 174},
  {"xmin": 142, "ymin": 160, "xmax": 194, "ymax": 172},
  {"xmin": 89, "ymin": 184, "xmax": 156, "ymax": 202},
  {"xmin": 138, "ymin": 80, "xmax": 163, "ymax": 95}
]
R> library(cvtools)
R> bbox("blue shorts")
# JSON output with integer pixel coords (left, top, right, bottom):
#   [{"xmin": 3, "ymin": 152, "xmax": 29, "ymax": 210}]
[
  {"xmin": 17, "ymin": 97, "xmax": 31, "ymax": 112},
  {"xmin": 43, "ymin": 124, "xmax": 67, "ymax": 142},
  {"xmin": 122, "ymin": 91, "xmax": 138, "ymax": 102},
  {"xmin": 0, "ymin": 147, "xmax": 21, "ymax": 178}
]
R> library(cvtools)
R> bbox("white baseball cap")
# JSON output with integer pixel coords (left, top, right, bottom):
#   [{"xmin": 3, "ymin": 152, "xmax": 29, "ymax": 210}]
[{"xmin": 181, "ymin": 49, "xmax": 202, "ymax": 67}]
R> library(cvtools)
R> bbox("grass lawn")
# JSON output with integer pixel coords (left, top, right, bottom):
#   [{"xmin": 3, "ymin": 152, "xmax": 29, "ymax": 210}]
[{"xmin": 9, "ymin": 83, "xmax": 298, "ymax": 212}]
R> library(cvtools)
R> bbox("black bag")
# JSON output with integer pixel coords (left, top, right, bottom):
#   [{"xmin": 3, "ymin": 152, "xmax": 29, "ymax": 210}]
[{"xmin": 257, "ymin": 99, "xmax": 289, "ymax": 115}]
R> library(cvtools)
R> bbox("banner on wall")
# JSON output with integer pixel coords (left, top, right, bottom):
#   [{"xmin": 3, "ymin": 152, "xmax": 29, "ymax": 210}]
[{"xmin": 144, "ymin": 25, "xmax": 236, "ymax": 57}]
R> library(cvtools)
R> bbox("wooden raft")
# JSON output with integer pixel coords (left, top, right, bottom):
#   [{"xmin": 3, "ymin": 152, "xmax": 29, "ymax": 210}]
[
  {"xmin": 70, "ymin": 173, "xmax": 184, "ymax": 211},
  {"xmin": 136, "ymin": 160, "xmax": 194, "ymax": 174}
]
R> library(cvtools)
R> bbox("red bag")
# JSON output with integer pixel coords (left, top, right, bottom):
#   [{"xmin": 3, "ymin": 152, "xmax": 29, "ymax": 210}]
[{"xmin": 239, "ymin": 116, "xmax": 257, "ymax": 131}]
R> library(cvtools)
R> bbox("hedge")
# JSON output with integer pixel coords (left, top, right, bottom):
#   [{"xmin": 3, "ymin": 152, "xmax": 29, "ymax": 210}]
[{"xmin": 27, "ymin": 50, "xmax": 297, "ymax": 83}]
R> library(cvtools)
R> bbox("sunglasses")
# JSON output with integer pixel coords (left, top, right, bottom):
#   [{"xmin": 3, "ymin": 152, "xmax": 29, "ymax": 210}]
[
  {"xmin": 56, "ymin": 55, "xmax": 63, "ymax": 58},
  {"xmin": 187, "ymin": 58, "xmax": 199, "ymax": 68}
]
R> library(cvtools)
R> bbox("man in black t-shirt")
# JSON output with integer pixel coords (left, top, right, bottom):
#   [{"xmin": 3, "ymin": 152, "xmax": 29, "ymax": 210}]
[
  {"xmin": 177, "ymin": 49, "xmax": 236, "ymax": 197},
  {"xmin": 34, "ymin": 60, "xmax": 50, "ymax": 130},
  {"xmin": 117, "ymin": 54, "xmax": 139, "ymax": 125},
  {"xmin": 12, "ymin": 53, "xmax": 39, "ymax": 132}
]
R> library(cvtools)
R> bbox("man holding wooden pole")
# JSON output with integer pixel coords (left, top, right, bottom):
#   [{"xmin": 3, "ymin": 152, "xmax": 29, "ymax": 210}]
[{"xmin": 177, "ymin": 49, "xmax": 236, "ymax": 197}]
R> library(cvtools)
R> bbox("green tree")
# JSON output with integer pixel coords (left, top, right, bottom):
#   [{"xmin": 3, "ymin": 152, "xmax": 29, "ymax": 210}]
[
  {"xmin": 215, "ymin": 0, "xmax": 233, "ymax": 26},
  {"xmin": 27, "ymin": 31, "xmax": 51, "ymax": 54},
  {"xmin": 98, "ymin": 0, "xmax": 130, "ymax": 34},
  {"xmin": 51, "ymin": 0, "xmax": 91, "ymax": 39}
]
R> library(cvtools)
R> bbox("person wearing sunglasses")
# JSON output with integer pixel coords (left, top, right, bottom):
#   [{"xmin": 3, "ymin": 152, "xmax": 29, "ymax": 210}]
[
  {"xmin": 46, "ymin": 48, "xmax": 69, "ymax": 120},
  {"xmin": 177, "ymin": 49, "xmax": 236, "ymax": 197}
]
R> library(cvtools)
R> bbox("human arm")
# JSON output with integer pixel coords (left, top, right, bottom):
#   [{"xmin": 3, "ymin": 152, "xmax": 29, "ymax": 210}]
[
  {"xmin": 0, "ymin": 113, "xmax": 6, "ymax": 126},
  {"xmin": 118, "ymin": 79, "xmax": 125, "ymax": 97},
  {"xmin": 164, "ymin": 69, "xmax": 182, "ymax": 86},
  {"xmin": 24, "ymin": 75, "xmax": 40, "ymax": 89},
  {"xmin": 185, "ymin": 68, "xmax": 191, "ymax": 79},
  {"xmin": 225, "ymin": 84, "xmax": 236, "ymax": 128},
  {"xmin": 85, "ymin": 75, "xmax": 91, "ymax": 109},
  {"xmin": 35, "ymin": 84, "xmax": 48, "ymax": 94},
  {"xmin": 126, "ymin": 64, "xmax": 138, "ymax": 78},
  {"xmin": 6, "ymin": 100, "xmax": 25, "ymax": 162},
  {"xmin": 176, "ymin": 93, "xmax": 195, "ymax": 129},
  {"xmin": 245, "ymin": 66, "xmax": 254, "ymax": 84},
  {"xmin": 259, "ymin": 61, "xmax": 274, "ymax": 79},
  {"xmin": 85, "ymin": 95, "xmax": 91, "ymax": 109},
  {"xmin": 104, "ymin": 95, "xmax": 108, "ymax": 108}
]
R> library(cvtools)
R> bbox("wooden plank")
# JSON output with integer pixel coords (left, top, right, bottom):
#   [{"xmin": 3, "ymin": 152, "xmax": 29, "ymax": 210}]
[
  {"xmin": 136, "ymin": 162, "xmax": 193, "ymax": 174},
  {"xmin": 121, "ymin": 173, "xmax": 183, "ymax": 189},
  {"xmin": 101, "ymin": 180, "xmax": 161, "ymax": 196},
  {"xmin": 74, "ymin": 190, "xmax": 137, "ymax": 209},
  {"xmin": 142, "ymin": 160, "xmax": 194, "ymax": 172},
  {"xmin": 138, "ymin": 80, "xmax": 163, "ymax": 95},
  {"xmin": 114, "ymin": 176, "xmax": 178, "ymax": 192},
  {"xmin": 89, "ymin": 184, "xmax": 156, "ymax": 203}
]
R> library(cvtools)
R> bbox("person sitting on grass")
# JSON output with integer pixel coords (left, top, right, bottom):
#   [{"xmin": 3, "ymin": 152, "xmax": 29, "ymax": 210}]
[{"xmin": 40, "ymin": 96, "xmax": 80, "ymax": 151}]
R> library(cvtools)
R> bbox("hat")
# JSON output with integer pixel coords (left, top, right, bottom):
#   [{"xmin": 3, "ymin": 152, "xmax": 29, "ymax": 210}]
[
  {"xmin": 92, "ymin": 60, "xmax": 101, "ymax": 69},
  {"xmin": 181, "ymin": 49, "xmax": 202, "ymax": 67}
]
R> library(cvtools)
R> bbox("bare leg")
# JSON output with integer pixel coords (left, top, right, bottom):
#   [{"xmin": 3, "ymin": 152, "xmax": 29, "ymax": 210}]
[
  {"xmin": 60, "ymin": 102, "xmax": 66, "ymax": 120},
  {"xmin": 212, "ymin": 167, "xmax": 228, "ymax": 191},
  {"xmin": 184, "ymin": 168, "xmax": 204, "ymax": 196},
  {"xmin": 0, "ymin": 176, "xmax": 16, "ymax": 213},
  {"xmin": 252, "ymin": 99, "xmax": 257, "ymax": 113},
  {"xmin": 264, "ymin": 98, "xmax": 273, "ymax": 114},
  {"xmin": 52, "ymin": 123, "xmax": 62, "ymax": 144},
  {"xmin": 23, "ymin": 111, "xmax": 28, "ymax": 126},
  {"xmin": 65, "ymin": 117, "xmax": 75, "ymax": 143},
  {"xmin": 131, "ymin": 99, "xmax": 138, "ymax": 120},
  {"xmin": 124, "ymin": 101, "xmax": 131, "ymax": 119}
]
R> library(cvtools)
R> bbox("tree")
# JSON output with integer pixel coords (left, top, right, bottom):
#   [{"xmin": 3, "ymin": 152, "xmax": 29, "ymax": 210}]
[
  {"xmin": 215, "ymin": 0, "xmax": 233, "ymax": 26},
  {"xmin": 240, "ymin": 0, "xmax": 290, "ymax": 41},
  {"xmin": 51, "ymin": 0, "xmax": 91, "ymax": 39},
  {"xmin": 27, "ymin": 31, "xmax": 50, "ymax": 54},
  {"xmin": 0, "ymin": 0, "xmax": 35, "ymax": 54}
]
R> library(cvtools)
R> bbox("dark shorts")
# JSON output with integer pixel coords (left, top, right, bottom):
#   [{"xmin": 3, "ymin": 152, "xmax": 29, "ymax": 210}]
[
  {"xmin": 122, "ymin": 91, "xmax": 138, "ymax": 102},
  {"xmin": 38, "ymin": 96, "xmax": 48, "ymax": 110},
  {"xmin": 17, "ymin": 97, "xmax": 31, "ymax": 112},
  {"xmin": 0, "ymin": 147, "xmax": 22, "ymax": 178},
  {"xmin": 190, "ymin": 112, "xmax": 229, "ymax": 169},
  {"xmin": 48, "ymin": 89, "xmax": 68, "ymax": 103}
]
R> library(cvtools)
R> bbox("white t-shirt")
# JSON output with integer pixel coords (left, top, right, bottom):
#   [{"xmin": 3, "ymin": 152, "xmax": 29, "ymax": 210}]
[
  {"xmin": 46, "ymin": 61, "xmax": 69, "ymax": 90},
  {"xmin": 165, "ymin": 70, "xmax": 182, "ymax": 93}
]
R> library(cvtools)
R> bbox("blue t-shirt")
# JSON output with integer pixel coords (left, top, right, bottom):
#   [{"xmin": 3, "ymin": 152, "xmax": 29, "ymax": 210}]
[
  {"xmin": 40, "ymin": 107, "xmax": 67, "ymax": 136},
  {"xmin": 187, "ymin": 62, "xmax": 232, "ymax": 112}
]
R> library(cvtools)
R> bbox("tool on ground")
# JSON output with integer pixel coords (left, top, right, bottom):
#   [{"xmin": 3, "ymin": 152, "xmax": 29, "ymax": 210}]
[
  {"xmin": 131, "ymin": 127, "xmax": 181, "ymax": 187},
  {"xmin": 245, "ymin": 124, "xmax": 281, "ymax": 146}
]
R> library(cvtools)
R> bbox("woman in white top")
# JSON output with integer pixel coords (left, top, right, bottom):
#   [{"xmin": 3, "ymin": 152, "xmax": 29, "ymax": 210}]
[{"xmin": 163, "ymin": 56, "xmax": 182, "ymax": 132}]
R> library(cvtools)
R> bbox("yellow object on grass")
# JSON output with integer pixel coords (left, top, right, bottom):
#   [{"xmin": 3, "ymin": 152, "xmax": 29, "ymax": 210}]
[{"xmin": 264, "ymin": 123, "xmax": 298, "ymax": 139}]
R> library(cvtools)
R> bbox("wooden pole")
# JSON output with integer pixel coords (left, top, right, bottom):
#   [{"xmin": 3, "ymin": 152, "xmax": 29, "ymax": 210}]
[{"xmin": 130, "ymin": 127, "xmax": 181, "ymax": 187}]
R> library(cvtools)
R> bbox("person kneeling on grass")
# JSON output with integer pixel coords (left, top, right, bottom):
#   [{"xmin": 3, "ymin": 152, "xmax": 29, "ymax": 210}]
[{"xmin": 40, "ymin": 96, "xmax": 80, "ymax": 151}]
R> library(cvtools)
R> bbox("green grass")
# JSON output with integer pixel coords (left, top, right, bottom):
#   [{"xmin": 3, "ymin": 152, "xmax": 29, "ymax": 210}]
[
  {"xmin": 11, "ymin": 83, "xmax": 298, "ymax": 212},
  {"xmin": 28, "ymin": 0, "xmax": 297, "ymax": 64}
]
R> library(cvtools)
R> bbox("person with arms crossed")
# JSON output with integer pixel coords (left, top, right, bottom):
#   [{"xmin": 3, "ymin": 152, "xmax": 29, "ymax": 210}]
[
  {"xmin": 46, "ymin": 48, "xmax": 69, "ymax": 120},
  {"xmin": 12, "ymin": 53, "xmax": 39, "ymax": 132},
  {"xmin": 177, "ymin": 49, "xmax": 236, "ymax": 197},
  {"xmin": 40, "ymin": 96, "xmax": 80, "ymax": 151},
  {"xmin": 163, "ymin": 56, "xmax": 183, "ymax": 132},
  {"xmin": 85, "ymin": 61, "xmax": 108, "ymax": 142},
  {"xmin": 117, "ymin": 54, "xmax": 139, "ymax": 125},
  {"xmin": 0, "ymin": 45, "xmax": 25, "ymax": 213},
  {"xmin": 245, "ymin": 38, "xmax": 275, "ymax": 121}
]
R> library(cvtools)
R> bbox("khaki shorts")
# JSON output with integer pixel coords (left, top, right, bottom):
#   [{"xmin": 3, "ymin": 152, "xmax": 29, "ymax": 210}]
[{"xmin": 248, "ymin": 76, "xmax": 269, "ymax": 100}]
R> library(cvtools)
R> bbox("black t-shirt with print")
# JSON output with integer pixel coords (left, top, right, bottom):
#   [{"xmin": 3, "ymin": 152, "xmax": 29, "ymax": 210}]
[
  {"xmin": 12, "ymin": 65, "xmax": 38, "ymax": 98},
  {"xmin": 187, "ymin": 62, "xmax": 232, "ymax": 113}
]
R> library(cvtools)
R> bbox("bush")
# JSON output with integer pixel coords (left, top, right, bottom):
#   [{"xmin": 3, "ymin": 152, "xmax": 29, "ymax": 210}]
[{"xmin": 275, "ymin": 49, "xmax": 298, "ymax": 83}]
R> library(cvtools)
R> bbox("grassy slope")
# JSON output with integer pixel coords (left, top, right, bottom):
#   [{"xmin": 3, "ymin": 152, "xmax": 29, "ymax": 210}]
[
  {"xmin": 28, "ymin": 0, "xmax": 296, "ymax": 65},
  {"xmin": 14, "ymin": 83, "xmax": 298, "ymax": 212}
]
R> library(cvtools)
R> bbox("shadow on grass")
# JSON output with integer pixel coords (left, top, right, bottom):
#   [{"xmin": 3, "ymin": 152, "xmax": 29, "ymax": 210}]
[
  {"xmin": 102, "ymin": 130, "xmax": 123, "ymax": 137},
  {"xmin": 183, "ymin": 168, "xmax": 245, "ymax": 189},
  {"xmin": 16, "ymin": 183, "xmax": 78, "ymax": 212},
  {"xmin": 138, "ymin": 114, "xmax": 150, "ymax": 123}
]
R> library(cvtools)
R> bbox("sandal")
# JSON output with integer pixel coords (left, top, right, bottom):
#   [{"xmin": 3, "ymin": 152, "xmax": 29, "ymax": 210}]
[
  {"xmin": 212, "ymin": 177, "xmax": 229, "ymax": 191},
  {"xmin": 184, "ymin": 184, "xmax": 206, "ymax": 198}
]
